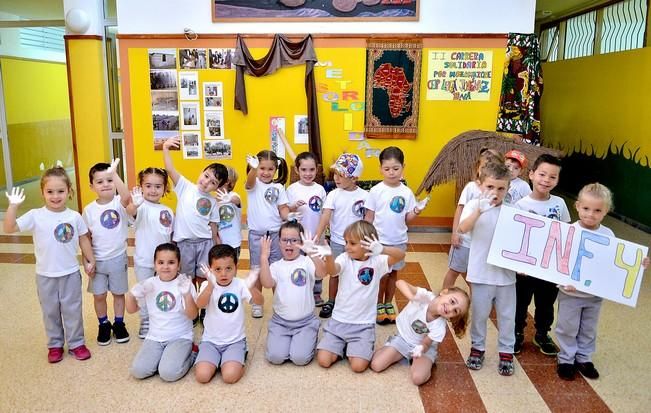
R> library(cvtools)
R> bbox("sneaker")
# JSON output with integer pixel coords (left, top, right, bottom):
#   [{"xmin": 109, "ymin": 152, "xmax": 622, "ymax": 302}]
[
  {"xmin": 575, "ymin": 361, "xmax": 599, "ymax": 379},
  {"xmin": 47, "ymin": 347, "xmax": 64, "ymax": 363},
  {"xmin": 97, "ymin": 321, "xmax": 112, "ymax": 346},
  {"xmin": 466, "ymin": 348, "xmax": 485, "ymax": 370},
  {"xmin": 68, "ymin": 344, "xmax": 91, "ymax": 361},
  {"xmin": 314, "ymin": 294, "xmax": 325, "ymax": 307},
  {"xmin": 113, "ymin": 321, "xmax": 130, "ymax": 343},
  {"xmin": 384, "ymin": 303, "xmax": 397, "ymax": 324},
  {"xmin": 514, "ymin": 332, "xmax": 524, "ymax": 354},
  {"xmin": 557, "ymin": 363, "xmax": 576, "ymax": 380},
  {"xmin": 376, "ymin": 303, "xmax": 388, "ymax": 325},
  {"xmin": 498, "ymin": 353, "xmax": 515, "ymax": 376},
  {"xmin": 199, "ymin": 308, "xmax": 206, "ymax": 323},
  {"xmin": 138, "ymin": 318, "xmax": 149, "ymax": 339},
  {"xmin": 533, "ymin": 334, "xmax": 559, "ymax": 356},
  {"xmin": 251, "ymin": 304, "xmax": 263, "ymax": 318},
  {"xmin": 319, "ymin": 300, "xmax": 334, "ymax": 318}
]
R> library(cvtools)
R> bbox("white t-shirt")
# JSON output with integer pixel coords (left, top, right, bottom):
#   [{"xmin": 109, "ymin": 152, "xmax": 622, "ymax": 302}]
[
  {"xmin": 173, "ymin": 176, "xmax": 219, "ymax": 241},
  {"xmin": 365, "ymin": 182, "xmax": 416, "ymax": 245},
  {"xmin": 332, "ymin": 253, "xmax": 390, "ymax": 324},
  {"xmin": 515, "ymin": 194, "xmax": 571, "ymax": 222},
  {"xmin": 506, "ymin": 177, "xmax": 532, "ymax": 205},
  {"xmin": 83, "ymin": 195, "xmax": 128, "ymax": 260},
  {"xmin": 322, "ymin": 187, "xmax": 368, "ymax": 245},
  {"xmin": 461, "ymin": 200, "xmax": 516, "ymax": 286},
  {"xmin": 396, "ymin": 290, "xmax": 448, "ymax": 347},
  {"xmin": 270, "ymin": 255, "xmax": 316, "ymax": 320},
  {"xmin": 559, "ymin": 223, "xmax": 614, "ymax": 298},
  {"xmin": 200, "ymin": 278, "xmax": 252, "ymax": 345},
  {"xmin": 246, "ymin": 178, "xmax": 289, "ymax": 232},
  {"xmin": 286, "ymin": 181, "xmax": 326, "ymax": 235},
  {"xmin": 217, "ymin": 191, "xmax": 242, "ymax": 248},
  {"xmin": 17, "ymin": 207, "xmax": 88, "ymax": 277},
  {"xmin": 457, "ymin": 181, "xmax": 482, "ymax": 248},
  {"xmin": 133, "ymin": 201, "xmax": 174, "ymax": 268},
  {"xmin": 141, "ymin": 276, "xmax": 197, "ymax": 342}
]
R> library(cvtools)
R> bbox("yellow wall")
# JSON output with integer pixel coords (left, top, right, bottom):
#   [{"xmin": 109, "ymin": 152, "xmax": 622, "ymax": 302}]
[{"xmin": 125, "ymin": 40, "xmax": 506, "ymax": 222}]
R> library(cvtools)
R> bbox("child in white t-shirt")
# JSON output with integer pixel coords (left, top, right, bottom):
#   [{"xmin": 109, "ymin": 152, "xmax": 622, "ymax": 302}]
[
  {"xmin": 286, "ymin": 152, "xmax": 327, "ymax": 306},
  {"xmin": 195, "ymin": 245, "xmax": 263, "ymax": 384},
  {"xmin": 504, "ymin": 149, "xmax": 532, "ymax": 204},
  {"xmin": 4, "ymin": 167, "xmax": 95, "ymax": 363},
  {"xmin": 259, "ymin": 221, "xmax": 327, "ymax": 366},
  {"xmin": 371, "ymin": 280, "xmax": 469, "ymax": 385},
  {"xmin": 126, "ymin": 243, "xmax": 198, "ymax": 382},
  {"xmin": 315, "ymin": 153, "xmax": 368, "ymax": 319},
  {"xmin": 316, "ymin": 220, "xmax": 405, "ymax": 373},
  {"xmin": 127, "ymin": 167, "xmax": 174, "ymax": 339},
  {"xmin": 365, "ymin": 147, "xmax": 429, "ymax": 325},
  {"xmin": 83, "ymin": 158, "xmax": 132, "ymax": 346},
  {"xmin": 215, "ymin": 165, "xmax": 243, "ymax": 258}
]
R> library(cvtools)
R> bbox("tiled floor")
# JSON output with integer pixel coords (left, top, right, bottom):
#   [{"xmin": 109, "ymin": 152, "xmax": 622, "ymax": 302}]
[{"xmin": 0, "ymin": 213, "xmax": 649, "ymax": 412}]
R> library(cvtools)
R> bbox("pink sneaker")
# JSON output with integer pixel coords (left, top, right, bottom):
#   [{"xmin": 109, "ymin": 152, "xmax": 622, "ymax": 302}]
[
  {"xmin": 48, "ymin": 347, "xmax": 64, "ymax": 363},
  {"xmin": 68, "ymin": 344, "xmax": 92, "ymax": 361}
]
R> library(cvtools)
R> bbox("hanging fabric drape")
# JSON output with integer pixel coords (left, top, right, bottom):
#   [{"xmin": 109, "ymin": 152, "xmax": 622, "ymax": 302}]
[
  {"xmin": 233, "ymin": 34, "xmax": 322, "ymax": 164},
  {"xmin": 496, "ymin": 33, "xmax": 544, "ymax": 145}
]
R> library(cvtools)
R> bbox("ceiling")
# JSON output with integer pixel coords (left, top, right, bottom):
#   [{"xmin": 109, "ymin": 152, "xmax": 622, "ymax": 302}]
[
  {"xmin": 0, "ymin": 0, "xmax": 63, "ymax": 20},
  {"xmin": 536, "ymin": 0, "xmax": 612, "ymax": 23}
]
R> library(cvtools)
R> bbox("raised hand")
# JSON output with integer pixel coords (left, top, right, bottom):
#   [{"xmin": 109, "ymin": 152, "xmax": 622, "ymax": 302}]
[
  {"xmin": 5, "ymin": 187, "xmax": 25, "ymax": 205},
  {"xmin": 361, "ymin": 234, "xmax": 383, "ymax": 257},
  {"xmin": 131, "ymin": 187, "xmax": 144, "ymax": 206},
  {"xmin": 163, "ymin": 136, "xmax": 180, "ymax": 150},
  {"xmin": 411, "ymin": 344, "xmax": 424, "ymax": 358},
  {"xmin": 246, "ymin": 154, "xmax": 259, "ymax": 169},
  {"xmin": 106, "ymin": 158, "xmax": 121, "ymax": 175},
  {"xmin": 309, "ymin": 244, "xmax": 332, "ymax": 260},
  {"xmin": 414, "ymin": 195, "xmax": 431, "ymax": 213},
  {"xmin": 200, "ymin": 263, "xmax": 217, "ymax": 287},
  {"xmin": 177, "ymin": 273, "xmax": 193, "ymax": 295},
  {"xmin": 130, "ymin": 280, "xmax": 154, "ymax": 299},
  {"xmin": 476, "ymin": 191, "xmax": 497, "ymax": 213},
  {"xmin": 299, "ymin": 231, "xmax": 317, "ymax": 254},
  {"xmin": 260, "ymin": 235, "xmax": 272, "ymax": 262},
  {"xmin": 215, "ymin": 188, "xmax": 233, "ymax": 204},
  {"xmin": 287, "ymin": 211, "xmax": 302, "ymax": 222},
  {"xmin": 245, "ymin": 266, "xmax": 260, "ymax": 289}
]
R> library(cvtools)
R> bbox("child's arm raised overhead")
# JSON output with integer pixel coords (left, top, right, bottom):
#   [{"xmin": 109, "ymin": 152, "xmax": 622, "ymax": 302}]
[
  {"xmin": 244, "ymin": 154, "xmax": 259, "ymax": 190},
  {"xmin": 396, "ymin": 279, "xmax": 432, "ymax": 304},
  {"xmin": 258, "ymin": 235, "xmax": 275, "ymax": 289},
  {"xmin": 361, "ymin": 234, "xmax": 405, "ymax": 268},
  {"xmin": 3, "ymin": 187, "xmax": 25, "ymax": 233},
  {"xmin": 162, "ymin": 137, "xmax": 181, "ymax": 185},
  {"xmin": 178, "ymin": 274, "xmax": 199, "ymax": 320},
  {"xmin": 107, "ymin": 158, "xmax": 131, "ymax": 208},
  {"xmin": 79, "ymin": 233, "xmax": 96, "ymax": 277}
]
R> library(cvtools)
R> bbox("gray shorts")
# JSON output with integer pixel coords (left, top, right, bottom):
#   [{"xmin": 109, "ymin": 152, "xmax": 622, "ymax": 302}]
[
  {"xmin": 317, "ymin": 319, "xmax": 375, "ymax": 361},
  {"xmin": 266, "ymin": 312, "xmax": 320, "ymax": 365},
  {"xmin": 177, "ymin": 238, "xmax": 213, "ymax": 278},
  {"xmin": 385, "ymin": 334, "xmax": 438, "ymax": 363},
  {"xmin": 385, "ymin": 243, "xmax": 407, "ymax": 271},
  {"xmin": 248, "ymin": 229, "xmax": 281, "ymax": 267},
  {"xmin": 134, "ymin": 265, "xmax": 155, "ymax": 283},
  {"xmin": 330, "ymin": 241, "xmax": 345, "ymax": 259},
  {"xmin": 88, "ymin": 252, "xmax": 128, "ymax": 295},
  {"xmin": 448, "ymin": 245, "xmax": 469, "ymax": 273},
  {"xmin": 195, "ymin": 338, "xmax": 247, "ymax": 367}
]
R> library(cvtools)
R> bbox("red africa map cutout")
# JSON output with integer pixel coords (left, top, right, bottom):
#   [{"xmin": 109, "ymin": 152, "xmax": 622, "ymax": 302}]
[{"xmin": 372, "ymin": 63, "xmax": 412, "ymax": 118}]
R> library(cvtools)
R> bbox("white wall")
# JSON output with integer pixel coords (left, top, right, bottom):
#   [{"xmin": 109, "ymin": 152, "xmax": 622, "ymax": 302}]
[{"xmin": 117, "ymin": 0, "xmax": 535, "ymax": 34}]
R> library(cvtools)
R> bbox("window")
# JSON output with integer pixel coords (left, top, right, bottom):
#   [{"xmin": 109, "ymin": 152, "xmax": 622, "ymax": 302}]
[
  {"xmin": 540, "ymin": 26, "xmax": 559, "ymax": 62},
  {"xmin": 564, "ymin": 11, "xmax": 596, "ymax": 59},
  {"xmin": 19, "ymin": 27, "xmax": 65, "ymax": 52},
  {"xmin": 601, "ymin": 0, "xmax": 647, "ymax": 54}
]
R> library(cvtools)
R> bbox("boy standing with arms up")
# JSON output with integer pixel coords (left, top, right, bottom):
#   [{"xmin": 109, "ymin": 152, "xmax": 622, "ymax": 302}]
[{"xmin": 514, "ymin": 154, "xmax": 570, "ymax": 355}]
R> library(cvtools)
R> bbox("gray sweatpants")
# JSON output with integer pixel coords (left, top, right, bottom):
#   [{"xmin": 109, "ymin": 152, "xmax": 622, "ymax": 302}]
[
  {"xmin": 266, "ymin": 312, "xmax": 321, "ymax": 366},
  {"xmin": 248, "ymin": 229, "xmax": 281, "ymax": 267},
  {"xmin": 134, "ymin": 265, "xmax": 155, "ymax": 319},
  {"xmin": 130, "ymin": 338, "xmax": 194, "ymax": 382},
  {"xmin": 470, "ymin": 282, "xmax": 516, "ymax": 353},
  {"xmin": 556, "ymin": 292, "xmax": 602, "ymax": 364},
  {"xmin": 36, "ymin": 271, "xmax": 85, "ymax": 349}
]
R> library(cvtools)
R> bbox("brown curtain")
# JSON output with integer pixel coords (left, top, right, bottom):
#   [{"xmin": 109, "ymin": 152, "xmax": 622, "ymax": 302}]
[{"xmin": 233, "ymin": 34, "xmax": 322, "ymax": 164}]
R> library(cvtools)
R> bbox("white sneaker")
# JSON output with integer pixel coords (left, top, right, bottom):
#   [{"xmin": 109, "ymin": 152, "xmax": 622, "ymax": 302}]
[{"xmin": 251, "ymin": 304, "xmax": 263, "ymax": 318}]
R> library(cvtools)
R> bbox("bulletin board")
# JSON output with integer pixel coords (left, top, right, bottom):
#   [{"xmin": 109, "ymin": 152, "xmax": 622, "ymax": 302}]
[{"xmin": 118, "ymin": 35, "xmax": 508, "ymax": 225}]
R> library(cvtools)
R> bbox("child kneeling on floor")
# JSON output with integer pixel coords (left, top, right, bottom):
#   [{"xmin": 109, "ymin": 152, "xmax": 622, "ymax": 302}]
[{"xmin": 370, "ymin": 280, "xmax": 469, "ymax": 385}]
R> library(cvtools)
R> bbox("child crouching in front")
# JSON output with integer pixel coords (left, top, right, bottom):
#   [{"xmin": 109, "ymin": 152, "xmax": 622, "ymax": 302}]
[
  {"xmin": 370, "ymin": 280, "xmax": 469, "ymax": 385},
  {"xmin": 195, "ymin": 245, "xmax": 263, "ymax": 384},
  {"xmin": 316, "ymin": 220, "xmax": 405, "ymax": 373},
  {"xmin": 126, "ymin": 243, "xmax": 198, "ymax": 382}
]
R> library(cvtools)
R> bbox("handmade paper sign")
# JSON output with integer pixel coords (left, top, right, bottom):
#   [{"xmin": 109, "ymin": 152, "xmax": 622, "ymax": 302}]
[{"xmin": 487, "ymin": 206, "xmax": 647, "ymax": 307}]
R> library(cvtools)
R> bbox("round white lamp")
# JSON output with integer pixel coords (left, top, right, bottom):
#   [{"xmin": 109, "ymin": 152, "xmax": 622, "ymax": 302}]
[{"xmin": 65, "ymin": 9, "xmax": 91, "ymax": 34}]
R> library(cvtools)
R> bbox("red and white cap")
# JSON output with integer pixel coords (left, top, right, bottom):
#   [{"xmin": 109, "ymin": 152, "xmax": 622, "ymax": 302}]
[{"xmin": 505, "ymin": 150, "xmax": 527, "ymax": 168}]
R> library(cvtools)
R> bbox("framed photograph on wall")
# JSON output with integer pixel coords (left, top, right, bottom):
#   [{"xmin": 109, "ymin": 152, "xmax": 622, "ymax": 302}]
[
  {"xmin": 204, "ymin": 139, "xmax": 232, "ymax": 160},
  {"xmin": 204, "ymin": 82, "xmax": 224, "ymax": 109},
  {"xmin": 204, "ymin": 111, "xmax": 224, "ymax": 139},
  {"xmin": 212, "ymin": 1, "xmax": 419, "ymax": 22},
  {"xmin": 181, "ymin": 102, "xmax": 200, "ymax": 130},
  {"xmin": 179, "ymin": 71, "xmax": 199, "ymax": 100},
  {"xmin": 182, "ymin": 132, "xmax": 202, "ymax": 159}
]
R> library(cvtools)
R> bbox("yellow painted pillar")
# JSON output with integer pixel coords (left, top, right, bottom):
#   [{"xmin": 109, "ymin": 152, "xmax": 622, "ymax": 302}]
[{"xmin": 64, "ymin": 35, "xmax": 111, "ymax": 210}]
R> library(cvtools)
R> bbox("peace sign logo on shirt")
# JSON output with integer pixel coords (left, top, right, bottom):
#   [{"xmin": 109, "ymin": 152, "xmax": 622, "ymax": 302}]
[
  {"xmin": 264, "ymin": 187, "xmax": 279, "ymax": 204},
  {"xmin": 217, "ymin": 292, "xmax": 239, "ymax": 313},
  {"xmin": 357, "ymin": 267, "xmax": 374, "ymax": 285},
  {"xmin": 291, "ymin": 268, "xmax": 307, "ymax": 287},
  {"xmin": 390, "ymin": 196, "xmax": 406, "ymax": 213},
  {"xmin": 159, "ymin": 210, "xmax": 173, "ymax": 227},
  {"xmin": 196, "ymin": 197, "xmax": 212, "ymax": 216},
  {"xmin": 53, "ymin": 223, "xmax": 74, "ymax": 243},
  {"xmin": 100, "ymin": 209, "xmax": 120, "ymax": 229},
  {"xmin": 352, "ymin": 200, "xmax": 365, "ymax": 218},
  {"xmin": 156, "ymin": 291, "xmax": 176, "ymax": 312},
  {"xmin": 219, "ymin": 204, "xmax": 235, "ymax": 223},
  {"xmin": 411, "ymin": 319, "xmax": 430, "ymax": 335},
  {"xmin": 309, "ymin": 195, "xmax": 323, "ymax": 212}
]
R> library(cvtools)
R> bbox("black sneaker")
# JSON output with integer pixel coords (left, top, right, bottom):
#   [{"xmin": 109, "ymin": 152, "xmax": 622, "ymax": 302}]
[
  {"xmin": 575, "ymin": 361, "xmax": 599, "ymax": 379},
  {"xmin": 557, "ymin": 363, "xmax": 576, "ymax": 380},
  {"xmin": 319, "ymin": 300, "xmax": 334, "ymax": 318},
  {"xmin": 514, "ymin": 333, "xmax": 524, "ymax": 354},
  {"xmin": 113, "ymin": 321, "xmax": 130, "ymax": 343},
  {"xmin": 97, "ymin": 321, "xmax": 112, "ymax": 346},
  {"xmin": 199, "ymin": 308, "xmax": 206, "ymax": 323},
  {"xmin": 533, "ymin": 334, "xmax": 559, "ymax": 356}
]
